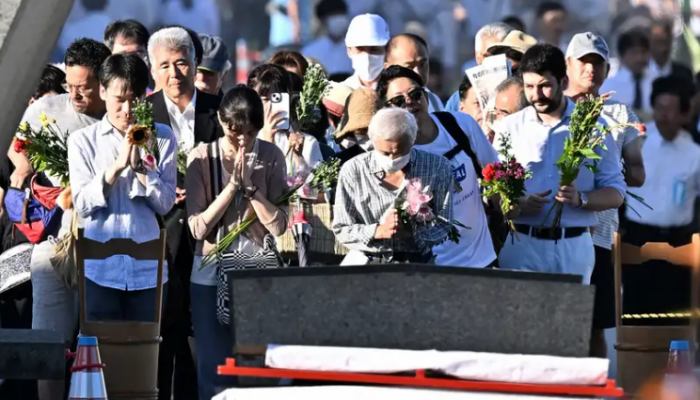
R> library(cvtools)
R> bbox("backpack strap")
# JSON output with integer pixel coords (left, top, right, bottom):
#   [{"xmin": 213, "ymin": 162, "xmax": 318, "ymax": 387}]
[
  {"xmin": 207, "ymin": 140, "xmax": 225, "ymax": 241},
  {"xmin": 433, "ymin": 111, "xmax": 483, "ymax": 179}
]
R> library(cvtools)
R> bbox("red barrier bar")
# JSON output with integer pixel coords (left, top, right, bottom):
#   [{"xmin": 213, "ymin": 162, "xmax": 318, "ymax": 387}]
[{"xmin": 218, "ymin": 358, "xmax": 624, "ymax": 397}]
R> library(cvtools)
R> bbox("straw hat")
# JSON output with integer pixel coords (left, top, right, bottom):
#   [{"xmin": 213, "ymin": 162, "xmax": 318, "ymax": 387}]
[
  {"xmin": 335, "ymin": 88, "xmax": 380, "ymax": 139},
  {"xmin": 322, "ymin": 82, "xmax": 353, "ymax": 118},
  {"xmin": 486, "ymin": 30, "xmax": 538, "ymax": 54}
]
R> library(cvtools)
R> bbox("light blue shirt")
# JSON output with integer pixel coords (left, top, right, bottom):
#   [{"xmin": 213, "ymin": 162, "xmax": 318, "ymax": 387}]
[
  {"xmin": 445, "ymin": 90, "xmax": 462, "ymax": 113},
  {"xmin": 494, "ymin": 99, "xmax": 626, "ymax": 228},
  {"xmin": 68, "ymin": 117, "xmax": 177, "ymax": 290}
]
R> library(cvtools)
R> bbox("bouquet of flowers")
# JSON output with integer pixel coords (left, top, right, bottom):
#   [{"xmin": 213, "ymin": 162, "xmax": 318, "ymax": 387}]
[
  {"xmin": 128, "ymin": 100, "xmax": 159, "ymax": 168},
  {"xmin": 481, "ymin": 131, "xmax": 532, "ymax": 241},
  {"xmin": 543, "ymin": 94, "xmax": 647, "ymax": 233},
  {"xmin": 308, "ymin": 157, "xmax": 340, "ymax": 202},
  {"xmin": 15, "ymin": 112, "xmax": 69, "ymax": 186},
  {"xmin": 199, "ymin": 169, "xmax": 313, "ymax": 268},
  {"xmin": 294, "ymin": 64, "xmax": 330, "ymax": 133},
  {"xmin": 396, "ymin": 178, "xmax": 467, "ymax": 245}
]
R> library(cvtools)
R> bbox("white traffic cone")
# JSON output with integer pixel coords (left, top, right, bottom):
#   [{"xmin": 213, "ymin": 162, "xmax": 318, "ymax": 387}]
[{"xmin": 68, "ymin": 335, "xmax": 107, "ymax": 400}]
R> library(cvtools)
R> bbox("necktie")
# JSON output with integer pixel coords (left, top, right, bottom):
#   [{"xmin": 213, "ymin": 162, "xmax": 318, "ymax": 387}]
[{"xmin": 633, "ymin": 73, "xmax": 643, "ymax": 110}]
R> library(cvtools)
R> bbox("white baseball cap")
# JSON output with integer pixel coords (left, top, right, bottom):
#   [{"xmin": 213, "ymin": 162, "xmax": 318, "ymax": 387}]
[{"xmin": 345, "ymin": 14, "xmax": 390, "ymax": 48}]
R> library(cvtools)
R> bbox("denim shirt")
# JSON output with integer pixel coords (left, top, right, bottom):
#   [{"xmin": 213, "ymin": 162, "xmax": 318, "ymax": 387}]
[
  {"xmin": 68, "ymin": 117, "xmax": 177, "ymax": 290},
  {"xmin": 494, "ymin": 99, "xmax": 626, "ymax": 228}
]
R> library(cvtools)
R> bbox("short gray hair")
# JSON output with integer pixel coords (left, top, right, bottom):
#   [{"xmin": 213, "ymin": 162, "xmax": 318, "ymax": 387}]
[
  {"xmin": 148, "ymin": 27, "xmax": 196, "ymax": 66},
  {"xmin": 475, "ymin": 23, "xmax": 513, "ymax": 50},
  {"xmin": 495, "ymin": 76, "xmax": 529, "ymax": 111},
  {"xmin": 368, "ymin": 108, "xmax": 417, "ymax": 146}
]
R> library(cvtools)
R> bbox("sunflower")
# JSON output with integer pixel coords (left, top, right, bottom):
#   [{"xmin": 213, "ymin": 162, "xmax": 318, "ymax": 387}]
[{"xmin": 127, "ymin": 124, "xmax": 151, "ymax": 146}]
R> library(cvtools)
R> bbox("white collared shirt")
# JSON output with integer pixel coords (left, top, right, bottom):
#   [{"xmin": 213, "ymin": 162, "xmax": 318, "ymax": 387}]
[
  {"xmin": 648, "ymin": 59, "xmax": 673, "ymax": 81},
  {"xmin": 626, "ymin": 123, "xmax": 700, "ymax": 228},
  {"xmin": 270, "ymin": 132, "xmax": 324, "ymax": 171},
  {"xmin": 165, "ymin": 91, "xmax": 197, "ymax": 152},
  {"xmin": 600, "ymin": 65, "xmax": 654, "ymax": 118}
]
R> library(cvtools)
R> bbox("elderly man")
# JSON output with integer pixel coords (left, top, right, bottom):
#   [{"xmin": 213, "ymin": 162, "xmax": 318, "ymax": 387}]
[
  {"xmin": 495, "ymin": 44, "xmax": 626, "ymax": 284},
  {"xmin": 494, "ymin": 76, "xmax": 528, "ymax": 120},
  {"xmin": 146, "ymin": 26, "xmax": 222, "ymax": 400},
  {"xmin": 333, "ymin": 108, "xmax": 454, "ymax": 264},
  {"xmin": 340, "ymin": 13, "xmax": 391, "ymax": 89},
  {"xmin": 195, "ymin": 34, "xmax": 231, "ymax": 98},
  {"xmin": 385, "ymin": 33, "xmax": 444, "ymax": 112},
  {"xmin": 445, "ymin": 22, "xmax": 513, "ymax": 112},
  {"xmin": 376, "ymin": 66, "xmax": 499, "ymax": 268},
  {"xmin": 564, "ymin": 32, "xmax": 645, "ymax": 358}
]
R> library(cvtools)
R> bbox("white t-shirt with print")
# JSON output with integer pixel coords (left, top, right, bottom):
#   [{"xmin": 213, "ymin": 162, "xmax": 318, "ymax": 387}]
[{"xmin": 414, "ymin": 112, "xmax": 499, "ymax": 268}]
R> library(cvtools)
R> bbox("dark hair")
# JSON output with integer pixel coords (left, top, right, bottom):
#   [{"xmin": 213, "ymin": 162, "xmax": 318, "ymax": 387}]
[
  {"xmin": 651, "ymin": 18, "xmax": 674, "ymax": 38},
  {"xmin": 329, "ymin": 72, "xmax": 352, "ymax": 82},
  {"xmin": 81, "ymin": 0, "xmax": 107, "ymax": 12},
  {"xmin": 651, "ymin": 75, "xmax": 693, "ymax": 113},
  {"xmin": 429, "ymin": 58, "xmax": 442, "ymax": 75},
  {"xmin": 502, "ymin": 15, "xmax": 526, "ymax": 31},
  {"xmin": 104, "ymin": 19, "xmax": 150, "ymax": 51},
  {"xmin": 247, "ymin": 63, "xmax": 294, "ymax": 98},
  {"xmin": 161, "ymin": 25, "xmax": 203, "ymax": 66},
  {"xmin": 269, "ymin": 50, "xmax": 309, "ymax": 77},
  {"xmin": 98, "ymin": 53, "xmax": 150, "ymax": 98},
  {"xmin": 65, "ymin": 38, "xmax": 112, "ymax": 78},
  {"xmin": 376, "ymin": 65, "xmax": 425, "ymax": 104},
  {"xmin": 458, "ymin": 75, "xmax": 472, "ymax": 101},
  {"xmin": 33, "ymin": 65, "xmax": 67, "ymax": 100},
  {"xmin": 495, "ymin": 76, "xmax": 528, "ymax": 111},
  {"xmin": 386, "ymin": 33, "xmax": 429, "ymax": 57},
  {"xmin": 315, "ymin": 0, "xmax": 347, "ymax": 19},
  {"xmin": 519, "ymin": 43, "xmax": 567, "ymax": 82},
  {"xmin": 536, "ymin": 1, "xmax": 567, "ymax": 18},
  {"xmin": 489, "ymin": 46, "xmax": 524, "ymax": 63},
  {"xmin": 617, "ymin": 30, "xmax": 650, "ymax": 57},
  {"xmin": 219, "ymin": 85, "xmax": 266, "ymax": 132}
]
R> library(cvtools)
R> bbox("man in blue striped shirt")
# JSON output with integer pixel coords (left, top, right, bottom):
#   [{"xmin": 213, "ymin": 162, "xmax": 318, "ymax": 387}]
[{"xmin": 68, "ymin": 53, "xmax": 177, "ymax": 321}]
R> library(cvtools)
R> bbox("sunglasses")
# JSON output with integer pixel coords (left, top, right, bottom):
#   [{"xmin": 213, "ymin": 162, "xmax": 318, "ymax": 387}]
[{"xmin": 386, "ymin": 88, "xmax": 425, "ymax": 108}]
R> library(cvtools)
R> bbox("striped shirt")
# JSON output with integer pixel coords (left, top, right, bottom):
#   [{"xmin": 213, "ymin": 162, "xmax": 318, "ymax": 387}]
[
  {"xmin": 68, "ymin": 117, "xmax": 177, "ymax": 290},
  {"xmin": 332, "ymin": 148, "xmax": 454, "ymax": 255},
  {"xmin": 593, "ymin": 101, "xmax": 641, "ymax": 249}
]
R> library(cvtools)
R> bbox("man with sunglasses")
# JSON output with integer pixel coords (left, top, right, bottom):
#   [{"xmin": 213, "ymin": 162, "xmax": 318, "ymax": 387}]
[
  {"xmin": 5, "ymin": 38, "xmax": 111, "ymax": 400},
  {"xmin": 376, "ymin": 66, "xmax": 499, "ymax": 268}
]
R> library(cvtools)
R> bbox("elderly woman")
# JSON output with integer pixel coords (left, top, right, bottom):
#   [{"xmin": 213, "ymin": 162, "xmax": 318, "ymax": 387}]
[
  {"xmin": 186, "ymin": 86, "xmax": 288, "ymax": 400},
  {"xmin": 332, "ymin": 108, "xmax": 454, "ymax": 264}
]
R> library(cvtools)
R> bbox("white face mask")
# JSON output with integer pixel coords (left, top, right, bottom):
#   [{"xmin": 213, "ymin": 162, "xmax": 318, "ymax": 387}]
[
  {"xmin": 325, "ymin": 15, "xmax": 349, "ymax": 39},
  {"xmin": 374, "ymin": 151, "xmax": 410, "ymax": 173},
  {"xmin": 352, "ymin": 53, "xmax": 385, "ymax": 82}
]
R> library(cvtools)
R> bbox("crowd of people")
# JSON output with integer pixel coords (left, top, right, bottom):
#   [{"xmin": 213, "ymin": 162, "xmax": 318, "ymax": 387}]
[{"xmin": 1, "ymin": 1, "xmax": 700, "ymax": 400}]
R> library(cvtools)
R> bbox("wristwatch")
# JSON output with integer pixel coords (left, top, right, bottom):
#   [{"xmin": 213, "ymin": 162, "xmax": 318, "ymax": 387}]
[
  {"xmin": 244, "ymin": 186, "xmax": 258, "ymax": 199},
  {"xmin": 578, "ymin": 192, "xmax": 588, "ymax": 209}
]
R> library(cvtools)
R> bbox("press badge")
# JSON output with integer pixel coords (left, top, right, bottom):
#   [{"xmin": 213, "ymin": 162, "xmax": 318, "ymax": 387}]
[{"xmin": 673, "ymin": 178, "xmax": 687, "ymax": 206}]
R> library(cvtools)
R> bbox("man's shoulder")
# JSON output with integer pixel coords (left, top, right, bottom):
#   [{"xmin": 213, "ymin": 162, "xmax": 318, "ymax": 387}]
[
  {"xmin": 68, "ymin": 121, "xmax": 99, "ymax": 147},
  {"xmin": 258, "ymin": 139, "xmax": 285, "ymax": 160},
  {"xmin": 22, "ymin": 94, "xmax": 70, "ymax": 122},
  {"xmin": 339, "ymin": 151, "xmax": 371, "ymax": 176},
  {"xmin": 154, "ymin": 122, "xmax": 176, "ymax": 139},
  {"xmin": 414, "ymin": 148, "xmax": 451, "ymax": 170},
  {"xmin": 145, "ymin": 90, "xmax": 162, "ymax": 105},
  {"xmin": 301, "ymin": 37, "xmax": 329, "ymax": 55},
  {"xmin": 196, "ymin": 89, "xmax": 222, "ymax": 111}
]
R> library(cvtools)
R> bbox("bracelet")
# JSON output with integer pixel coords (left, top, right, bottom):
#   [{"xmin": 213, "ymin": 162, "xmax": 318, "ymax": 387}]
[{"xmin": 244, "ymin": 186, "xmax": 258, "ymax": 199}]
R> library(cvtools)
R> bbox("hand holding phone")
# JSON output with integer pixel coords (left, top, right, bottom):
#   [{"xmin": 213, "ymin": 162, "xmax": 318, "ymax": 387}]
[{"xmin": 270, "ymin": 92, "xmax": 290, "ymax": 131}]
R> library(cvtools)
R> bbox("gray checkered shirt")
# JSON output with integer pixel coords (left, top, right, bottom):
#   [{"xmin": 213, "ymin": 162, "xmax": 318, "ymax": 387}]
[{"xmin": 332, "ymin": 149, "xmax": 454, "ymax": 255}]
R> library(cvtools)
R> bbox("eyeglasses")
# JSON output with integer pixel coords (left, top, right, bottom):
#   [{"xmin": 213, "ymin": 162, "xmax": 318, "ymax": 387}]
[
  {"xmin": 62, "ymin": 83, "xmax": 93, "ymax": 97},
  {"xmin": 385, "ymin": 88, "xmax": 425, "ymax": 108}
]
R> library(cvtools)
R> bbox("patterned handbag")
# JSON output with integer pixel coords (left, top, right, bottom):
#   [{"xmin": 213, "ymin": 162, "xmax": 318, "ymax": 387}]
[
  {"xmin": 205, "ymin": 140, "xmax": 285, "ymax": 326},
  {"xmin": 215, "ymin": 234, "xmax": 283, "ymax": 325}
]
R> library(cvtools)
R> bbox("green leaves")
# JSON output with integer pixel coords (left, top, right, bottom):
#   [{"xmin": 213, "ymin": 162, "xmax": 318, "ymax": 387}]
[
  {"xmin": 18, "ymin": 117, "xmax": 70, "ymax": 186},
  {"xmin": 295, "ymin": 64, "xmax": 330, "ymax": 133},
  {"xmin": 577, "ymin": 148, "xmax": 601, "ymax": 160}
]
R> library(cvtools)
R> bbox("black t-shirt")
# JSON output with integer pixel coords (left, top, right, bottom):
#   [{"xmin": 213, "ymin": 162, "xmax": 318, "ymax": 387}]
[{"xmin": 0, "ymin": 160, "xmax": 29, "ymax": 253}]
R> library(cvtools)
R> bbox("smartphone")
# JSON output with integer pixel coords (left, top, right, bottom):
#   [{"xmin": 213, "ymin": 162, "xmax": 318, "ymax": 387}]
[{"xmin": 270, "ymin": 92, "xmax": 290, "ymax": 131}]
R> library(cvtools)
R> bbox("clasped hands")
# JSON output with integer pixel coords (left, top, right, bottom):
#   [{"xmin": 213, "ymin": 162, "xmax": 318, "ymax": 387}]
[{"xmin": 228, "ymin": 146, "xmax": 254, "ymax": 192}]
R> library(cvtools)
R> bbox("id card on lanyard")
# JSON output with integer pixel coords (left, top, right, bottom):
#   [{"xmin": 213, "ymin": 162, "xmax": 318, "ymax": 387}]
[{"xmin": 673, "ymin": 176, "xmax": 687, "ymax": 207}]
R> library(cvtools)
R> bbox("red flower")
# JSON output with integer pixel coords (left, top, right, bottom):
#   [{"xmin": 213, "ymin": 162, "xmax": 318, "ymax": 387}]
[
  {"xmin": 634, "ymin": 123, "xmax": 646, "ymax": 135},
  {"xmin": 13, "ymin": 138, "xmax": 28, "ymax": 153},
  {"xmin": 482, "ymin": 164, "xmax": 496, "ymax": 183},
  {"xmin": 143, "ymin": 154, "xmax": 156, "ymax": 168}
]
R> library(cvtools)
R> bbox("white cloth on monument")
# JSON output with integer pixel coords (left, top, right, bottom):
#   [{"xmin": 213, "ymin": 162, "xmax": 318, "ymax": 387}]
[{"xmin": 264, "ymin": 345, "xmax": 609, "ymax": 386}]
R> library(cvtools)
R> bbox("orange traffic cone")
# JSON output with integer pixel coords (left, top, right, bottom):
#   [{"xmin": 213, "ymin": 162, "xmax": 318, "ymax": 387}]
[{"xmin": 68, "ymin": 336, "xmax": 107, "ymax": 400}]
